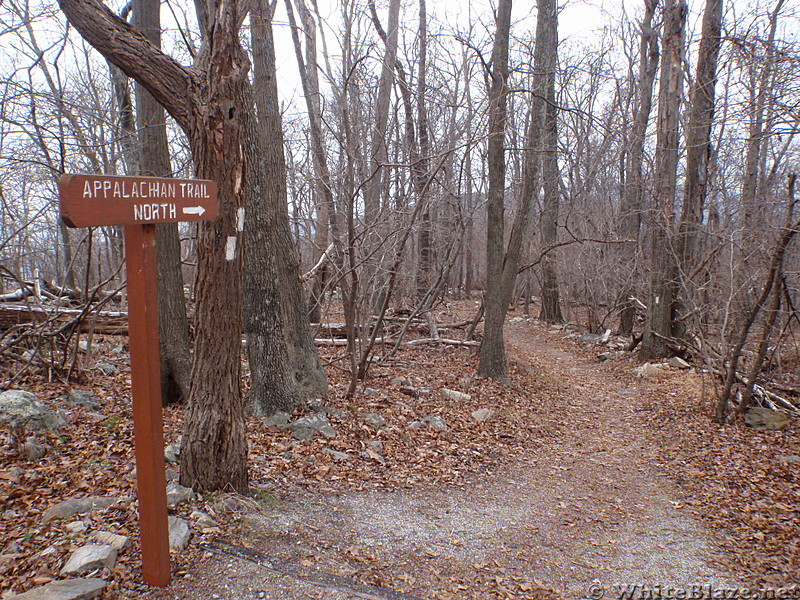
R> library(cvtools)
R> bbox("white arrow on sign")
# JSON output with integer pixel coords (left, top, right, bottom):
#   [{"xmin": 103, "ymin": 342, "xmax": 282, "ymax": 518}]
[{"xmin": 182, "ymin": 206, "xmax": 206, "ymax": 216}]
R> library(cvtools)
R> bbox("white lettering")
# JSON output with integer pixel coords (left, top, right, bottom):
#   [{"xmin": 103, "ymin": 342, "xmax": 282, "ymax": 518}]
[
  {"xmin": 112, "ymin": 182, "xmax": 122, "ymax": 198},
  {"xmin": 83, "ymin": 181, "xmax": 92, "ymax": 198},
  {"xmin": 93, "ymin": 181, "xmax": 103, "ymax": 197},
  {"xmin": 169, "ymin": 204, "xmax": 177, "ymax": 219}
]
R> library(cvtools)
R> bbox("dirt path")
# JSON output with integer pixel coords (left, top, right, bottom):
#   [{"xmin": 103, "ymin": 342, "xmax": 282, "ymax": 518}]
[{"xmin": 149, "ymin": 320, "xmax": 735, "ymax": 600}]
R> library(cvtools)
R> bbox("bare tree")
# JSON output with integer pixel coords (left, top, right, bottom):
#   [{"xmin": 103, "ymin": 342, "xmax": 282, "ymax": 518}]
[
  {"xmin": 59, "ymin": 0, "xmax": 251, "ymax": 492},
  {"xmin": 640, "ymin": 0, "xmax": 687, "ymax": 359}
]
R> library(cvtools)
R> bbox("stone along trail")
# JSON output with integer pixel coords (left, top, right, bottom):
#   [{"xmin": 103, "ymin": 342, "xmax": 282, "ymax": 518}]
[{"xmin": 150, "ymin": 319, "xmax": 735, "ymax": 600}]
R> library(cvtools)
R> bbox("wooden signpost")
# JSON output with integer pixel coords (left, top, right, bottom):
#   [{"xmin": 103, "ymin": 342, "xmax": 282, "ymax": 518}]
[{"xmin": 59, "ymin": 174, "xmax": 218, "ymax": 587}]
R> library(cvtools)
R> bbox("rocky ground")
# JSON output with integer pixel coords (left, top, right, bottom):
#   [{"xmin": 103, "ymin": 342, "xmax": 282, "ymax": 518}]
[{"xmin": 1, "ymin": 306, "xmax": 799, "ymax": 599}]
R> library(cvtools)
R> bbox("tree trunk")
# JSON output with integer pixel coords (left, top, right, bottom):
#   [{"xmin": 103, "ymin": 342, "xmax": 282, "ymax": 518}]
[
  {"xmin": 133, "ymin": 0, "xmax": 193, "ymax": 406},
  {"xmin": 248, "ymin": 0, "xmax": 327, "ymax": 404},
  {"xmin": 640, "ymin": 0, "xmax": 687, "ymax": 360},
  {"xmin": 479, "ymin": 0, "xmax": 557, "ymax": 379},
  {"xmin": 243, "ymin": 0, "xmax": 299, "ymax": 417},
  {"xmin": 618, "ymin": 0, "xmax": 660, "ymax": 335},
  {"xmin": 415, "ymin": 0, "xmax": 433, "ymax": 300},
  {"xmin": 58, "ymin": 0, "xmax": 250, "ymax": 492},
  {"xmin": 677, "ymin": 0, "xmax": 723, "ymax": 273},
  {"xmin": 478, "ymin": 0, "xmax": 514, "ymax": 380},
  {"xmin": 539, "ymin": 43, "xmax": 563, "ymax": 324},
  {"xmin": 363, "ymin": 0, "xmax": 399, "ymax": 225},
  {"xmin": 741, "ymin": 0, "xmax": 785, "ymax": 250}
]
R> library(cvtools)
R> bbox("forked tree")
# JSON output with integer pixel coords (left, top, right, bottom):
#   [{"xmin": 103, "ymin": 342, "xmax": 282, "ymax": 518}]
[{"xmin": 59, "ymin": 0, "xmax": 251, "ymax": 491}]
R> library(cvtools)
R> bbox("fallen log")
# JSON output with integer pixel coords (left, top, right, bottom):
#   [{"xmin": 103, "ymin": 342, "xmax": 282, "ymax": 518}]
[{"xmin": 0, "ymin": 303, "xmax": 129, "ymax": 335}]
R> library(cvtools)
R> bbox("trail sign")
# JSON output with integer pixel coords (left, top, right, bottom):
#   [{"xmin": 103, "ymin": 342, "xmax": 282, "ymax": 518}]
[
  {"xmin": 59, "ymin": 173, "xmax": 218, "ymax": 588},
  {"xmin": 59, "ymin": 174, "xmax": 217, "ymax": 228}
]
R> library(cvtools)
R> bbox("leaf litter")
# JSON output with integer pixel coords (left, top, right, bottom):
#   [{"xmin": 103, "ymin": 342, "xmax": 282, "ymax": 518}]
[{"xmin": 1, "ymin": 303, "xmax": 797, "ymax": 599}]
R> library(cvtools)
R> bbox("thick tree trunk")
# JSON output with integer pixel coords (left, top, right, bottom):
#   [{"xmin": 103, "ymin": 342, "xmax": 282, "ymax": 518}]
[
  {"xmin": 243, "ymin": 0, "xmax": 298, "ymax": 416},
  {"xmin": 539, "ymin": 45, "xmax": 563, "ymax": 324},
  {"xmin": 640, "ymin": 0, "xmax": 687, "ymax": 360},
  {"xmin": 58, "ymin": 0, "xmax": 251, "ymax": 492},
  {"xmin": 618, "ymin": 0, "xmax": 659, "ymax": 335},
  {"xmin": 478, "ymin": 0, "xmax": 513, "ymax": 380},
  {"xmin": 247, "ymin": 0, "xmax": 327, "ymax": 406},
  {"xmin": 133, "ymin": 0, "xmax": 193, "ymax": 406}
]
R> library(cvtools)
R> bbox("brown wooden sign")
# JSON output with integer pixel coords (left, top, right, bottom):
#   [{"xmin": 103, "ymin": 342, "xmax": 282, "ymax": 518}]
[
  {"xmin": 58, "ymin": 173, "xmax": 218, "ymax": 588},
  {"xmin": 59, "ymin": 173, "xmax": 217, "ymax": 228}
]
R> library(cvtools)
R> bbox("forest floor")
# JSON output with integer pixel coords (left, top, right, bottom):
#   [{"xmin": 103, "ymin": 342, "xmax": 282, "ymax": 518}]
[{"xmin": 2, "ymin": 303, "xmax": 799, "ymax": 599}]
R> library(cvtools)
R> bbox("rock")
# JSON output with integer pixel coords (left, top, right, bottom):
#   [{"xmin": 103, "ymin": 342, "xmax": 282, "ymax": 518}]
[
  {"xmin": 165, "ymin": 468, "xmax": 179, "ymax": 482},
  {"xmin": 390, "ymin": 376, "xmax": 412, "ymax": 387},
  {"xmin": 360, "ymin": 449, "xmax": 385, "ymax": 464},
  {"xmin": 777, "ymin": 454, "xmax": 800, "ymax": 465},
  {"xmin": 22, "ymin": 436, "xmax": 46, "ymax": 461},
  {"xmin": 212, "ymin": 495, "xmax": 253, "ymax": 513},
  {"xmin": 65, "ymin": 522, "xmax": 87, "ymax": 534},
  {"xmin": 509, "ymin": 317, "xmax": 524, "ymax": 324},
  {"xmin": 363, "ymin": 388, "xmax": 379, "ymax": 396},
  {"xmin": 163, "ymin": 443, "xmax": 181, "ymax": 464},
  {"xmin": 668, "ymin": 356, "xmax": 691, "ymax": 369},
  {"xmin": 418, "ymin": 387, "xmax": 434, "ymax": 396},
  {"xmin": 471, "ymin": 408, "xmax": 495, "ymax": 422},
  {"xmin": 361, "ymin": 412, "xmax": 386, "ymax": 428},
  {"xmin": 287, "ymin": 413, "xmax": 336, "ymax": 439},
  {"xmin": 744, "ymin": 407, "xmax": 790, "ymax": 431},
  {"xmin": 89, "ymin": 531, "xmax": 129, "ymax": 551},
  {"xmin": 598, "ymin": 352, "xmax": 612, "ymax": 362},
  {"xmin": 323, "ymin": 448, "xmax": 350, "ymax": 461},
  {"xmin": 291, "ymin": 428, "xmax": 315, "ymax": 441},
  {"xmin": 407, "ymin": 421, "xmax": 423, "ymax": 430},
  {"xmin": 6, "ymin": 577, "xmax": 106, "ymax": 600},
  {"xmin": 43, "ymin": 497, "xmax": 120, "ymax": 522},
  {"xmin": 422, "ymin": 415, "xmax": 448, "ymax": 430},
  {"xmin": 0, "ymin": 390, "xmax": 67, "ymax": 433},
  {"xmin": 632, "ymin": 363, "xmax": 665, "ymax": 379},
  {"xmin": 166, "ymin": 482, "xmax": 194, "ymax": 508},
  {"xmin": 366, "ymin": 440, "xmax": 384, "ymax": 453},
  {"xmin": 600, "ymin": 329, "xmax": 612, "ymax": 344},
  {"xmin": 60, "ymin": 545, "xmax": 117, "ymax": 575},
  {"xmin": 441, "ymin": 388, "xmax": 471, "ymax": 402},
  {"xmin": 65, "ymin": 391, "xmax": 103, "ymax": 411},
  {"xmin": 263, "ymin": 412, "xmax": 291, "ymax": 428},
  {"xmin": 93, "ymin": 363, "xmax": 118, "ymax": 376},
  {"xmin": 190, "ymin": 510, "xmax": 218, "ymax": 528},
  {"xmin": 168, "ymin": 517, "xmax": 191, "ymax": 553},
  {"xmin": 579, "ymin": 333, "xmax": 602, "ymax": 345}
]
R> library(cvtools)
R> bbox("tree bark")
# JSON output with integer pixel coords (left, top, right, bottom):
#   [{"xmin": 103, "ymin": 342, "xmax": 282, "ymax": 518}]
[
  {"xmin": 133, "ymin": 0, "xmax": 193, "ymax": 406},
  {"xmin": 58, "ymin": 0, "xmax": 250, "ymax": 492},
  {"xmin": 640, "ymin": 0, "xmax": 687, "ymax": 360},
  {"xmin": 247, "ymin": 0, "xmax": 327, "ymax": 407},
  {"xmin": 618, "ymin": 0, "xmax": 660, "ymax": 335},
  {"xmin": 677, "ymin": 0, "xmax": 723, "ymax": 273},
  {"xmin": 477, "ymin": 0, "xmax": 513, "ymax": 380},
  {"xmin": 479, "ymin": 0, "xmax": 557, "ymax": 379},
  {"xmin": 539, "ymin": 37, "xmax": 563, "ymax": 324}
]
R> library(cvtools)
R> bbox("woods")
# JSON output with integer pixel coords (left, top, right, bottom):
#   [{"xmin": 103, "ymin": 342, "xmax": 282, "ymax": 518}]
[{"xmin": 1, "ymin": 0, "xmax": 800, "ymax": 488}]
